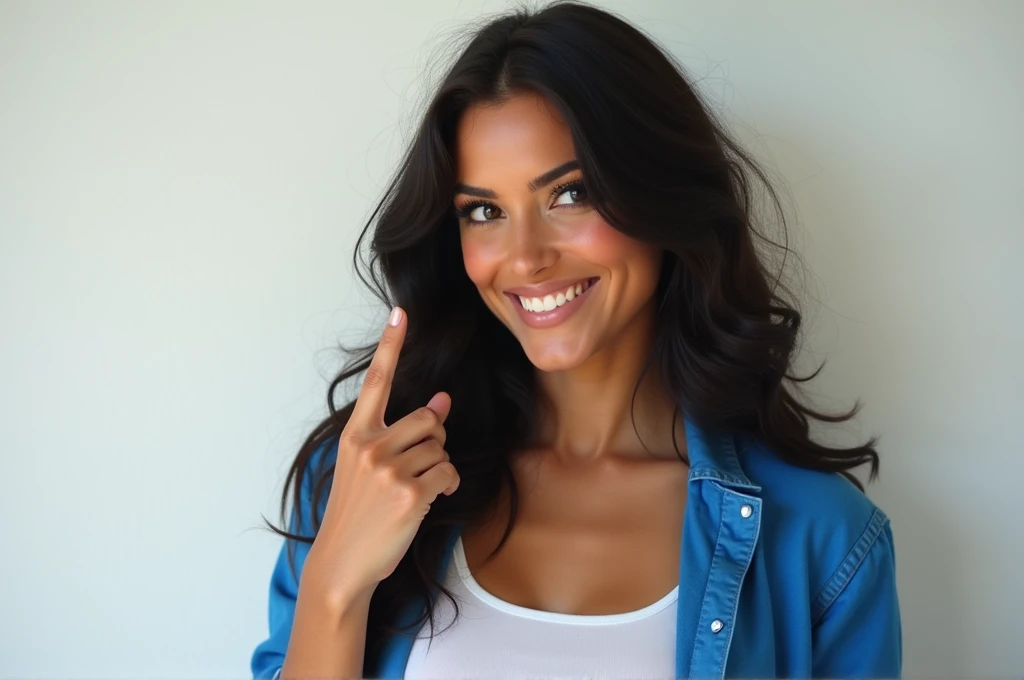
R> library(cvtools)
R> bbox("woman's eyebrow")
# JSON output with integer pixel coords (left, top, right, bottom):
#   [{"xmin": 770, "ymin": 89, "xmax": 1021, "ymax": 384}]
[{"xmin": 454, "ymin": 160, "xmax": 580, "ymax": 198}]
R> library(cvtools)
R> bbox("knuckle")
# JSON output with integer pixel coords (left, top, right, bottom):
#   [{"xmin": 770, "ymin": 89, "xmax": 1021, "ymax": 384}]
[
  {"xmin": 339, "ymin": 428, "xmax": 360, "ymax": 448},
  {"xmin": 379, "ymin": 462, "xmax": 402, "ymax": 484},
  {"xmin": 394, "ymin": 480, "xmax": 420, "ymax": 507},
  {"xmin": 414, "ymin": 407, "xmax": 440, "ymax": 425},
  {"xmin": 437, "ymin": 460, "xmax": 456, "ymax": 477},
  {"xmin": 363, "ymin": 365, "xmax": 387, "ymax": 390},
  {"xmin": 356, "ymin": 443, "xmax": 381, "ymax": 467}
]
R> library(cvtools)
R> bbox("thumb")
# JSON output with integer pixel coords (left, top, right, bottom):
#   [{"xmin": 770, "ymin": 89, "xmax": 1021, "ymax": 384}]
[{"xmin": 424, "ymin": 391, "xmax": 452, "ymax": 423}]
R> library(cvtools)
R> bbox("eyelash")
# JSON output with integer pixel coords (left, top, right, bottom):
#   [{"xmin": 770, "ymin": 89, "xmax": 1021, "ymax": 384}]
[{"xmin": 454, "ymin": 179, "xmax": 590, "ymax": 225}]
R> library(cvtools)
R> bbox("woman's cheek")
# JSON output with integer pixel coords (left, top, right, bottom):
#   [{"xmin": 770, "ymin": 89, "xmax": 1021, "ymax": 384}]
[
  {"xmin": 566, "ymin": 214, "xmax": 638, "ymax": 259},
  {"xmin": 459, "ymin": 232, "xmax": 501, "ymax": 286}
]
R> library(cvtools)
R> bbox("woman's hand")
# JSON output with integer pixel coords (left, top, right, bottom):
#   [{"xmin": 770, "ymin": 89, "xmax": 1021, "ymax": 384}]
[{"xmin": 301, "ymin": 306, "xmax": 461, "ymax": 609}]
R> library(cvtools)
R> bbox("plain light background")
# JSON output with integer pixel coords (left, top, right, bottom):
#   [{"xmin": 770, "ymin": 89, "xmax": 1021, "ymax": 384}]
[{"xmin": 1, "ymin": 0, "xmax": 1021, "ymax": 677}]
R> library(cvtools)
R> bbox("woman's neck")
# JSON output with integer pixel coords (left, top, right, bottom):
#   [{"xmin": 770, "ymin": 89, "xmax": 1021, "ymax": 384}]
[{"xmin": 531, "ymin": 298, "xmax": 685, "ymax": 465}]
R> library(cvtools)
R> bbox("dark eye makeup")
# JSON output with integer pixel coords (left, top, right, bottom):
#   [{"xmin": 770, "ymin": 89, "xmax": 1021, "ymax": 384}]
[{"xmin": 454, "ymin": 178, "xmax": 590, "ymax": 224}]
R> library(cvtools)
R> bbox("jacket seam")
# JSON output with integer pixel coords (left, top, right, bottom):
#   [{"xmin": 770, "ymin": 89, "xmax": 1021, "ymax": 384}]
[
  {"xmin": 810, "ymin": 507, "xmax": 888, "ymax": 625},
  {"xmin": 687, "ymin": 486, "xmax": 729, "ymax": 677},
  {"xmin": 688, "ymin": 467, "xmax": 760, "ymax": 491},
  {"xmin": 716, "ymin": 492, "xmax": 762, "ymax": 678}
]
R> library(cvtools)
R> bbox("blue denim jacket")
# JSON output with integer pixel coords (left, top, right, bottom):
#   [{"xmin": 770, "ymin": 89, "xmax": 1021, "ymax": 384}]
[{"xmin": 252, "ymin": 416, "xmax": 902, "ymax": 678}]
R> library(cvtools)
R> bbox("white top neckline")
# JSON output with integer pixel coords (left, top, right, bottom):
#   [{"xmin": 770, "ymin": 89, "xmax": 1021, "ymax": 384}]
[{"xmin": 453, "ymin": 535, "xmax": 679, "ymax": 626}]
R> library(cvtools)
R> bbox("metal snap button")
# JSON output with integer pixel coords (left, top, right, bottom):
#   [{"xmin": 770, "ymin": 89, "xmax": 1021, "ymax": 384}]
[{"xmin": 710, "ymin": 619, "xmax": 724, "ymax": 633}]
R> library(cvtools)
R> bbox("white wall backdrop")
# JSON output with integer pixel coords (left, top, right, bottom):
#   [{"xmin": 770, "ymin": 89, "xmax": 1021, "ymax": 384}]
[{"xmin": 1, "ymin": 0, "xmax": 1021, "ymax": 677}]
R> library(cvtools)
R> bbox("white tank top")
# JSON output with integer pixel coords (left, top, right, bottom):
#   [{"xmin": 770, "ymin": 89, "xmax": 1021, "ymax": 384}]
[{"xmin": 403, "ymin": 536, "xmax": 678, "ymax": 679}]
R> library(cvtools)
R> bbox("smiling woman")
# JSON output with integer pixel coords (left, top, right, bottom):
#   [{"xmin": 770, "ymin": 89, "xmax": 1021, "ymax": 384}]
[
  {"xmin": 251, "ymin": 2, "xmax": 901, "ymax": 679},
  {"xmin": 454, "ymin": 94, "xmax": 663, "ymax": 371}
]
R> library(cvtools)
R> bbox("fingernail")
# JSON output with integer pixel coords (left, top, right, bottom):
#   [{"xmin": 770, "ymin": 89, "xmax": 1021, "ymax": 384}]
[{"xmin": 389, "ymin": 306, "xmax": 403, "ymax": 327}]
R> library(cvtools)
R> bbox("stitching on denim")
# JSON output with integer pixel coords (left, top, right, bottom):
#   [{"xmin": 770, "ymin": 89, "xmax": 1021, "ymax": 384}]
[
  {"xmin": 810, "ymin": 508, "xmax": 888, "ymax": 625},
  {"xmin": 716, "ymin": 491, "xmax": 762, "ymax": 678},
  {"xmin": 688, "ymin": 482, "xmax": 730, "ymax": 677},
  {"xmin": 689, "ymin": 467, "xmax": 760, "ymax": 491}
]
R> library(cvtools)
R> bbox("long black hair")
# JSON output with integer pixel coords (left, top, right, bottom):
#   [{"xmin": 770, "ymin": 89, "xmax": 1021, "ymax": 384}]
[{"xmin": 263, "ymin": 1, "xmax": 880, "ymax": 673}]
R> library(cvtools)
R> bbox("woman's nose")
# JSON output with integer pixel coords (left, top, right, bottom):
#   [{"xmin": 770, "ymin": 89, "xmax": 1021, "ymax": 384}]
[{"xmin": 506, "ymin": 215, "xmax": 557, "ymax": 278}]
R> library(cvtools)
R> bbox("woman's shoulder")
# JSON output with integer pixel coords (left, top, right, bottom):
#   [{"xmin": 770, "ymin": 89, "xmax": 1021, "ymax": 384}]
[
  {"xmin": 733, "ymin": 432, "xmax": 895, "ymax": 610},
  {"xmin": 734, "ymin": 431, "xmax": 887, "ymax": 530}
]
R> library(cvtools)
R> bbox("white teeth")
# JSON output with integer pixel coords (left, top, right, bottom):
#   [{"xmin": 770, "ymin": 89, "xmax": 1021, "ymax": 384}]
[{"xmin": 517, "ymin": 279, "xmax": 594, "ymax": 314}]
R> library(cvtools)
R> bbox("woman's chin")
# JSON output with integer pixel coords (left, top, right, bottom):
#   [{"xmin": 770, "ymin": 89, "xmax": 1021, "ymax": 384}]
[{"xmin": 519, "ymin": 341, "xmax": 591, "ymax": 373}]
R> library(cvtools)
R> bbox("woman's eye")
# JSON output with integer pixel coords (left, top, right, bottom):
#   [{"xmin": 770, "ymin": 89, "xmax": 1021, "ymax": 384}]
[
  {"xmin": 458, "ymin": 183, "xmax": 587, "ymax": 224},
  {"xmin": 469, "ymin": 204, "xmax": 501, "ymax": 222},
  {"xmin": 552, "ymin": 184, "xmax": 588, "ymax": 207}
]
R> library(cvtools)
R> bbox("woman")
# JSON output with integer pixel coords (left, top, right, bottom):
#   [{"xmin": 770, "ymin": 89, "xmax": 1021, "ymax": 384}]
[{"xmin": 251, "ymin": 2, "xmax": 901, "ymax": 678}]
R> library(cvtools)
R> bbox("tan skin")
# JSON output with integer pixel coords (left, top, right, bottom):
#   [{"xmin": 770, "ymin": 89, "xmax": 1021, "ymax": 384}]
[
  {"xmin": 453, "ymin": 91, "xmax": 689, "ymax": 616},
  {"xmin": 279, "ymin": 90, "xmax": 691, "ymax": 679}
]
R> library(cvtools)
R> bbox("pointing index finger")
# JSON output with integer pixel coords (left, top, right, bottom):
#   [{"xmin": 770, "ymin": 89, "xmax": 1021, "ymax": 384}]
[{"xmin": 352, "ymin": 306, "xmax": 406, "ymax": 428}]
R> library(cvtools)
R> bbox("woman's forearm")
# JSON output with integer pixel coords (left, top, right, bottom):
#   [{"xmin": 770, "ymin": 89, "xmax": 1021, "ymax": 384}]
[{"xmin": 280, "ymin": 580, "xmax": 374, "ymax": 680}]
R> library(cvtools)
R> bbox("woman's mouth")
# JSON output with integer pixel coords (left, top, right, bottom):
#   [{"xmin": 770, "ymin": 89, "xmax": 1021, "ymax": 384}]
[{"xmin": 505, "ymin": 277, "xmax": 599, "ymax": 329}]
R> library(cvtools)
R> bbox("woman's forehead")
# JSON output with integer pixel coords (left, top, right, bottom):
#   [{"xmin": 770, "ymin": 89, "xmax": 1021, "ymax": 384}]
[{"xmin": 454, "ymin": 94, "xmax": 575, "ymax": 183}]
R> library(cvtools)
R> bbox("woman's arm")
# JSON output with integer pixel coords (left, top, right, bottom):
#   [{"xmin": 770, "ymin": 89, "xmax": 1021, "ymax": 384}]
[
  {"xmin": 811, "ymin": 516, "xmax": 902, "ymax": 677},
  {"xmin": 250, "ymin": 494, "xmax": 375, "ymax": 680},
  {"xmin": 251, "ymin": 437, "xmax": 372, "ymax": 680},
  {"xmin": 279, "ymin": 569, "xmax": 374, "ymax": 680}
]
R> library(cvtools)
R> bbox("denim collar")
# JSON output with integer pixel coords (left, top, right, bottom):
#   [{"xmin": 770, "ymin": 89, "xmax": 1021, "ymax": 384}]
[{"xmin": 682, "ymin": 412, "xmax": 761, "ymax": 492}]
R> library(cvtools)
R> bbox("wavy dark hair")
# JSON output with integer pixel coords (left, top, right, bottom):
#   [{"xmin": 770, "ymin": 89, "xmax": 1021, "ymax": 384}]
[{"xmin": 263, "ymin": 0, "xmax": 880, "ymax": 674}]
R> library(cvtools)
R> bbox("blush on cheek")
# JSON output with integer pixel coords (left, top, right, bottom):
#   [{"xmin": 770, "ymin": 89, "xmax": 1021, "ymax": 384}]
[
  {"xmin": 459, "ymin": 234, "xmax": 500, "ymax": 287},
  {"xmin": 570, "ymin": 214, "xmax": 649, "ymax": 261}
]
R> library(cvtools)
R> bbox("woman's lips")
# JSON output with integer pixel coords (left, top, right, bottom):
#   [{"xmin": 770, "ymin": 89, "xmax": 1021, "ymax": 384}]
[{"xmin": 506, "ymin": 278, "xmax": 598, "ymax": 329}]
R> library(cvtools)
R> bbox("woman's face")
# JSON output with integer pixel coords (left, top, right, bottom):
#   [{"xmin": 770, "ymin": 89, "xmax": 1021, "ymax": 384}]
[{"xmin": 453, "ymin": 91, "xmax": 662, "ymax": 372}]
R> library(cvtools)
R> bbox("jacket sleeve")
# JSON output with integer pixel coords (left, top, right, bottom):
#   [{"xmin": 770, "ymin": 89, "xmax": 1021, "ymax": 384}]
[
  {"xmin": 250, "ymin": 440, "xmax": 333, "ymax": 680},
  {"xmin": 811, "ymin": 511, "xmax": 903, "ymax": 678}
]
